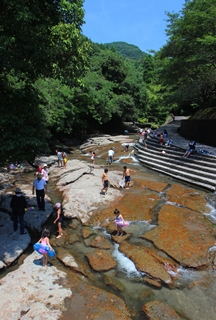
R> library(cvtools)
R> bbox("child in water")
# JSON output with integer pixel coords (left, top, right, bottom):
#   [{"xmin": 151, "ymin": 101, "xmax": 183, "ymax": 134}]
[
  {"xmin": 114, "ymin": 209, "xmax": 126, "ymax": 236},
  {"xmin": 37, "ymin": 228, "xmax": 53, "ymax": 266},
  {"xmin": 54, "ymin": 202, "xmax": 63, "ymax": 238}
]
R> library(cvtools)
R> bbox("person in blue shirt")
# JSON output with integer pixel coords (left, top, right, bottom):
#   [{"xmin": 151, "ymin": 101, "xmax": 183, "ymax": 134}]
[{"xmin": 32, "ymin": 173, "xmax": 47, "ymax": 211}]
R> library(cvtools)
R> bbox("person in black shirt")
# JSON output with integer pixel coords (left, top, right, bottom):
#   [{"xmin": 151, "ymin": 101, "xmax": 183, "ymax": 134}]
[{"xmin": 10, "ymin": 187, "xmax": 27, "ymax": 234}]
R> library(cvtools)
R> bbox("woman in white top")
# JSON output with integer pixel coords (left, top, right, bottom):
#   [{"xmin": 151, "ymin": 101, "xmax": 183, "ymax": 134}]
[{"xmin": 41, "ymin": 164, "xmax": 49, "ymax": 183}]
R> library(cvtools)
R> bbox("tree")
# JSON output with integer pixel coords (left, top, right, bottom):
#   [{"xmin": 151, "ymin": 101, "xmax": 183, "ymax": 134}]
[
  {"xmin": 158, "ymin": 0, "xmax": 216, "ymax": 112},
  {"xmin": 0, "ymin": 0, "xmax": 88, "ymax": 165}
]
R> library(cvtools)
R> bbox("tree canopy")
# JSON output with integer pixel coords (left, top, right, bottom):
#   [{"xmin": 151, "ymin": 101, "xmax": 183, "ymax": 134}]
[
  {"xmin": 158, "ymin": 0, "xmax": 216, "ymax": 113},
  {"xmin": 0, "ymin": 0, "xmax": 89, "ymax": 165},
  {"xmin": 1, "ymin": 0, "xmax": 215, "ymax": 166}
]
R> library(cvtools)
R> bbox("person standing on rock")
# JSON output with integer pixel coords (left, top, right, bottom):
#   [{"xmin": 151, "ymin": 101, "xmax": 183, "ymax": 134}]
[
  {"xmin": 56, "ymin": 149, "xmax": 63, "ymax": 167},
  {"xmin": 90, "ymin": 151, "xmax": 96, "ymax": 165},
  {"xmin": 10, "ymin": 187, "xmax": 27, "ymax": 235},
  {"xmin": 54, "ymin": 202, "xmax": 63, "ymax": 238},
  {"xmin": 101, "ymin": 168, "xmax": 110, "ymax": 194},
  {"xmin": 107, "ymin": 147, "xmax": 114, "ymax": 165},
  {"xmin": 37, "ymin": 228, "xmax": 53, "ymax": 266},
  {"xmin": 32, "ymin": 173, "xmax": 47, "ymax": 211},
  {"xmin": 41, "ymin": 164, "xmax": 49, "ymax": 184},
  {"xmin": 114, "ymin": 209, "xmax": 126, "ymax": 236},
  {"xmin": 123, "ymin": 166, "xmax": 136, "ymax": 189},
  {"xmin": 62, "ymin": 151, "xmax": 67, "ymax": 169}
]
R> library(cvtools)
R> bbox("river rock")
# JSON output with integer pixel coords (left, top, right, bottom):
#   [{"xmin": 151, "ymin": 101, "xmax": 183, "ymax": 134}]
[
  {"xmin": 0, "ymin": 252, "xmax": 72, "ymax": 319},
  {"xmin": 142, "ymin": 300, "xmax": 182, "ymax": 320},
  {"xmin": 142, "ymin": 276, "xmax": 162, "ymax": 288},
  {"xmin": 0, "ymin": 211, "xmax": 31, "ymax": 268},
  {"xmin": 115, "ymin": 189, "xmax": 160, "ymax": 222},
  {"xmin": 34, "ymin": 155, "xmax": 58, "ymax": 167},
  {"xmin": 67, "ymin": 233, "xmax": 80, "ymax": 244},
  {"xmin": 142, "ymin": 203, "xmax": 214, "ymax": 268},
  {"xmin": 156, "ymin": 277, "xmax": 216, "ymax": 320},
  {"xmin": 0, "ymin": 172, "xmax": 14, "ymax": 195},
  {"xmin": 82, "ymin": 227, "xmax": 96, "ymax": 239},
  {"xmin": 166, "ymin": 184, "xmax": 211, "ymax": 213},
  {"xmin": 1, "ymin": 189, "xmax": 54, "ymax": 232},
  {"xmin": 103, "ymin": 274, "xmax": 125, "ymax": 292},
  {"xmin": 142, "ymin": 204, "xmax": 214, "ymax": 268},
  {"xmin": 85, "ymin": 249, "xmax": 117, "ymax": 271},
  {"xmin": 112, "ymin": 233, "xmax": 132, "ymax": 243},
  {"xmin": 80, "ymin": 135, "xmax": 133, "ymax": 151},
  {"xmin": 55, "ymin": 163, "xmax": 123, "ymax": 223},
  {"xmin": 86, "ymin": 235, "xmax": 112, "ymax": 249},
  {"xmin": 62, "ymin": 273, "xmax": 132, "ymax": 320},
  {"xmin": 142, "ymin": 180, "xmax": 168, "ymax": 193},
  {"xmin": 119, "ymin": 242, "xmax": 172, "ymax": 285},
  {"xmin": 55, "ymin": 159, "xmax": 89, "ymax": 185}
]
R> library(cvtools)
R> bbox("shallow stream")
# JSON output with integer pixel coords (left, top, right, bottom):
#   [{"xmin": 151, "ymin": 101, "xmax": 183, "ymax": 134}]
[{"xmin": 2, "ymin": 136, "xmax": 216, "ymax": 320}]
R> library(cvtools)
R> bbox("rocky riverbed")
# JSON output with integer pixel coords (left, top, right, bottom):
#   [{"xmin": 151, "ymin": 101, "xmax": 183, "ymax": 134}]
[{"xmin": 0, "ymin": 134, "xmax": 216, "ymax": 320}]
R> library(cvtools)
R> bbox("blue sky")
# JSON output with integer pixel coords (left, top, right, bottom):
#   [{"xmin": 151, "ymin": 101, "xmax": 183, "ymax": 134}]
[{"xmin": 82, "ymin": 0, "xmax": 185, "ymax": 52}]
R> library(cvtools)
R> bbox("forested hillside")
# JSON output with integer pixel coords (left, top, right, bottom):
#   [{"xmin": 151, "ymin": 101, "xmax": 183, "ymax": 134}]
[
  {"xmin": 0, "ymin": 0, "xmax": 216, "ymax": 165},
  {"xmin": 104, "ymin": 41, "xmax": 147, "ymax": 60}
]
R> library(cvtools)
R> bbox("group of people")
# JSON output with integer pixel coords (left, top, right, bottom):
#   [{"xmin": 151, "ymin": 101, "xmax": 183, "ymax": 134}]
[
  {"xmin": 56, "ymin": 149, "xmax": 67, "ymax": 169},
  {"xmin": 101, "ymin": 165, "xmax": 136, "ymax": 194},
  {"xmin": 35, "ymin": 201, "xmax": 63, "ymax": 266},
  {"xmin": 10, "ymin": 184, "xmax": 63, "ymax": 241}
]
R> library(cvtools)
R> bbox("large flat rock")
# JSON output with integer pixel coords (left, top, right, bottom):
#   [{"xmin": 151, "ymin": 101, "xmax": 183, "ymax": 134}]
[
  {"xmin": 0, "ymin": 211, "xmax": 31, "ymax": 268},
  {"xmin": 53, "ymin": 161, "xmax": 123, "ymax": 223},
  {"xmin": 143, "ymin": 204, "xmax": 215, "ymax": 267},
  {"xmin": 119, "ymin": 242, "xmax": 172, "ymax": 284},
  {"xmin": 0, "ymin": 252, "xmax": 72, "ymax": 320}
]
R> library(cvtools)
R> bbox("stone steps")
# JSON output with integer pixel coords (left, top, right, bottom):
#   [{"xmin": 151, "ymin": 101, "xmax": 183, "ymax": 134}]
[
  {"xmin": 135, "ymin": 138, "xmax": 216, "ymax": 192},
  {"xmin": 136, "ymin": 144, "xmax": 216, "ymax": 174}
]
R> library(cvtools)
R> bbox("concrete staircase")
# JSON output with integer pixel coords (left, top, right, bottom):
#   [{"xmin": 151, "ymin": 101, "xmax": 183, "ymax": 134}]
[{"xmin": 135, "ymin": 137, "xmax": 216, "ymax": 192}]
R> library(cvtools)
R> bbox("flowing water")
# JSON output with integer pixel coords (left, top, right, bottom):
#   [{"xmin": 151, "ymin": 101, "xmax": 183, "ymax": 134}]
[{"xmin": 2, "ymin": 135, "xmax": 216, "ymax": 320}]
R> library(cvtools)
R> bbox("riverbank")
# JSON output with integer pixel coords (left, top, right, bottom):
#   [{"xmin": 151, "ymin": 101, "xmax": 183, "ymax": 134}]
[{"xmin": 0, "ymin": 133, "xmax": 216, "ymax": 320}]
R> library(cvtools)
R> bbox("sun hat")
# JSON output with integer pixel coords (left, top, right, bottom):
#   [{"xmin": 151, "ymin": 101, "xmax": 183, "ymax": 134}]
[
  {"xmin": 15, "ymin": 187, "xmax": 22, "ymax": 194},
  {"xmin": 55, "ymin": 203, "xmax": 61, "ymax": 208},
  {"xmin": 43, "ymin": 164, "xmax": 47, "ymax": 167}
]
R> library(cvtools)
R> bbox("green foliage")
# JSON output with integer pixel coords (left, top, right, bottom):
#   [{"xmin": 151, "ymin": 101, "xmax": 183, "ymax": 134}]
[
  {"xmin": 0, "ymin": 0, "xmax": 89, "ymax": 165},
  {"xmin": 0, "ymin": 80, "xmax": 50, "ymax": 164},
  {"xmin": 158, "ymin": 0, "xmax": 216, "ymax": 112},
  {"xmin": 104, "ymin": 41, "xmax": 147, "ymax": 60}
]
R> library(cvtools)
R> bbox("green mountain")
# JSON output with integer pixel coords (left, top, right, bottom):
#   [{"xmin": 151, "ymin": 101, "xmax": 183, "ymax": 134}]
[{"xmin": 104, "ymin": 41, "xmax": 147, "ymax": 60}]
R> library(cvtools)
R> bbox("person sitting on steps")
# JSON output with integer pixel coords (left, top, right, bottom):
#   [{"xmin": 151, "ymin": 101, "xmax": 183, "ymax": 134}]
[{"xmin": 183, "ymin": 141, "xmax": 196, "ymax": 158}]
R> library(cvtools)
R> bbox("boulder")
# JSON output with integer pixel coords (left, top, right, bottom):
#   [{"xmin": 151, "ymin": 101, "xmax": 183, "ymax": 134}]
[
  {"xmin": 85, "ymin": 249, "xmax": 117, "ymax": 271},
  {"xmin": 87, "ymin": 235, "xmax": 112, "ymax": 249}
]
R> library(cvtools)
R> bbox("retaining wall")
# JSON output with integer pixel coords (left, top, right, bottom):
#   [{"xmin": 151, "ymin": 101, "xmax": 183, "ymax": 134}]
[{"xmin": 180, "ymin": 119, "xmax": 216, "ymax": 147}]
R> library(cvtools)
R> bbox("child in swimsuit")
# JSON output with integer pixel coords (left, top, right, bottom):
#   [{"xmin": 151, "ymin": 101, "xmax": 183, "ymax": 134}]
[
  {"xmin": 37, "ymin": 228, "xmax": 53, "ymax": 266},
  {"xmin": 114, "ymin": 209, "xmax": 125, "ymax": 236},
  {"xmin": 54, "ymin": 202, "xmax": 63, "ymax": 238}
]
